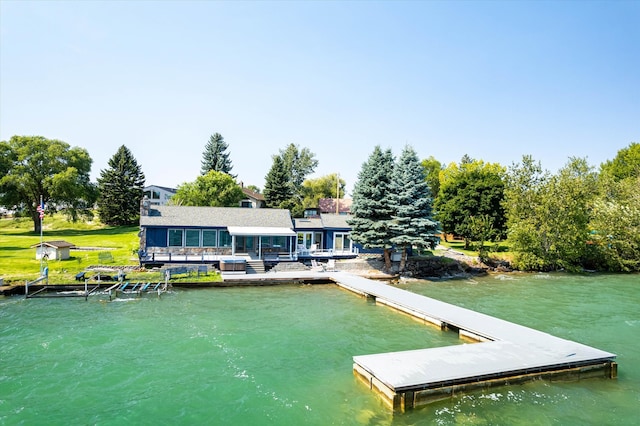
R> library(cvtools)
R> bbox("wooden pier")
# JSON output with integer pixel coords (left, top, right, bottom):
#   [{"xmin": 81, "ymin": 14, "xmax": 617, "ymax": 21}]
[{"xmin": 326, "ymin": 272, "xmax": 617, "ymax": 411}]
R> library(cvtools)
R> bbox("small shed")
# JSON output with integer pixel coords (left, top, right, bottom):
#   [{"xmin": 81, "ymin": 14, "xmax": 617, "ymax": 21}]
[{"xmin": 31, "ymin": 241, "xmax": 75, "ymax": 260}]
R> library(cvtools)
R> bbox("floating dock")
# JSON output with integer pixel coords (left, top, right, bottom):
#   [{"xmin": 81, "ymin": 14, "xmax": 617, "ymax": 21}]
[{"xmin": 327, "ymin": 272, "xmax": 617, "ymax": 411}]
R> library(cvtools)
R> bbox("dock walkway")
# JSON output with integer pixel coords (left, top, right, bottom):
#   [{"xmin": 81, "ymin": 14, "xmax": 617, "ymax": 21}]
[{"xmin": 326, "ymin": 272, "xmax": 617, "ymax": 411}]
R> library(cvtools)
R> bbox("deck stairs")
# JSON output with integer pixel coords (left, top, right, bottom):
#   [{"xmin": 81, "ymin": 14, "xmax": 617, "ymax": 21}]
[{"xmin": 246, "ymin": 259, "xmax": 266, "ymax": 274}]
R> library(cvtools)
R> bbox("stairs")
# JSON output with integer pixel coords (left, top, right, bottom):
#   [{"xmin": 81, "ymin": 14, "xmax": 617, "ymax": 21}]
[{"xmin": 246, "ymin": 259, "xmax": 266, "ymax": 274}]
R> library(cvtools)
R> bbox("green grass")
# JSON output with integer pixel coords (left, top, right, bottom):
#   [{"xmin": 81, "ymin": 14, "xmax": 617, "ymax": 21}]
[
  {"xmin": 0, "ymin": 214, "xmax": 221, "ymax": 285},
  {"xmin": 438, "ymin": 238, "xmax": 514, "ymax": 262}
]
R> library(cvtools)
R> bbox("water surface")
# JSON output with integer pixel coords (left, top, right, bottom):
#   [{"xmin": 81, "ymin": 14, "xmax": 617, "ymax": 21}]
[{"xmin": 1, "ymin": 273, "xmax": 638, "ymax": 425}]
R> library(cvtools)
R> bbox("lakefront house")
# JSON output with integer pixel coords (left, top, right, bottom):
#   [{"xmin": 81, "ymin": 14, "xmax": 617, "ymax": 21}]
[{"xmin": 138, "ymin": 197, "xmax": 359, "ymax": 269}]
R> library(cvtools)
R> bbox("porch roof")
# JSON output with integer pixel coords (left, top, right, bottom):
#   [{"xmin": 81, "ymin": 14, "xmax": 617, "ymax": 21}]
[{"xmin": 227, "ymin": 226, "xmax": 296, "ymax": 237}]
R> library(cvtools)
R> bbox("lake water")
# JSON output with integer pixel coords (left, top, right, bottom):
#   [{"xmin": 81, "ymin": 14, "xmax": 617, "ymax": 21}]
[{"xmin": 1, "ymin": 273, "xmax": 638, "ymax": 425}]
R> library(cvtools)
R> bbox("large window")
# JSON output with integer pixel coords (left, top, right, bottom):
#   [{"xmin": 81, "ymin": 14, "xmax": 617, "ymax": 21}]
[
  {"xmin": 334, "ymin": 233, "xmax": 352, "ymax": 252},
  {"xmin": 219, "ymin": 230, "xmax": 232, "ymax": 247},
  {"xmin": 202, "ymin": 230, "xmax": 217, "ymax": 247},
  {"xmin": 185, "ymin": 229, "xmax": 200, "ymax": 247},
  {"xmin": 168, "ymin": 229, "xmax": 183, "ymax": 246}
]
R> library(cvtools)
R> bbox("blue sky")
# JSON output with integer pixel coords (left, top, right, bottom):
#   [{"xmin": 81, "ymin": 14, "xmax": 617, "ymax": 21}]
[{"xmin": 1, "ymin": 0, "xmax": 638, "ymax": 194}]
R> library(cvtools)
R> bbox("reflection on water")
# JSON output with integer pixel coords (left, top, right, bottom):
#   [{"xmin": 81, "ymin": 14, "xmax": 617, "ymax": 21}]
[{"xmin": 1, "ymin": 273, "xmax": 638, "ymax": 425}]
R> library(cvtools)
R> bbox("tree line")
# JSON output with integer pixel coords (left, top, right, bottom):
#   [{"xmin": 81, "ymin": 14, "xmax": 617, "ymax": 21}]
[{"xmin": 1, "ymin": 134, "xmax": 638, "ymax": 272}]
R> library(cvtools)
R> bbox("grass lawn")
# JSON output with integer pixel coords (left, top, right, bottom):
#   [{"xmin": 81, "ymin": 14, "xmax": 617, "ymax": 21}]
[
  {"xmin": 0, "ymin": 214, "xmax": 221, "ymax": 285},
  {"xmin": 438, "ymin": 238, "xmax": 514, "ymax": 263}
]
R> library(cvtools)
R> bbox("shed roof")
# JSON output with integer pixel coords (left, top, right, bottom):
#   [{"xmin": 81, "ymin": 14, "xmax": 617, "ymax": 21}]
[
  {"xmin": 30, "ymin": 240, "xmax": 75, "ymax": 249},
  {"xmin": 140, "ymin": 206, "xmax": 294, "ymax": 229}
]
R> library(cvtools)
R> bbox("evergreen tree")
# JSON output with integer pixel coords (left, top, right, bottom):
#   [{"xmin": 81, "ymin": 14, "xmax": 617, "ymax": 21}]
[
  {"xmin": 201, "ymin": 133, "xmax": 234, "ymax": 177},
  {"xmin": 97, "ymin": 145, "xmax": 145, "ymax": 226},
  {"xmin": 347, "ymin": 146, "xmax": 395, "ymax": 270},
  {"xmin": 390, "ymin": 146, "xmax": 440, "ymax": 271},
  {"xmin": 263, "ymin": 156, "xmax": 293, "ymax": 208}
]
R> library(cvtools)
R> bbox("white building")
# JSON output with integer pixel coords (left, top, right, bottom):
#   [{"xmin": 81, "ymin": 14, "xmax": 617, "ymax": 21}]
[{"xmin": 143, "ymin": 185, "xmax": 177, "ymax": 206}]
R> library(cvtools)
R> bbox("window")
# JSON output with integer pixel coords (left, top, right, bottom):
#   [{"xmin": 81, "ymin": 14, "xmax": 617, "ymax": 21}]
[
  {"xmin": 202, "ymin": 230, "xmax": 217, "ymax": 247},
  {"xmin": 241, "ymin": 200, "xmax": 252, "ymax": 208},
  {"xmin": 334, "ymin": 233, "xmax": 352, "ymax": 252},
  {"xmin": 219, "ymin": 230, "xmax": 232, "ymax": 247},
  {"xmin": 168, "ymin": 229, "xmax": 183, "ymax": 246},
  {"xmin": 185, "ymin": 229, "xmax": 200, "ymax": 247}
]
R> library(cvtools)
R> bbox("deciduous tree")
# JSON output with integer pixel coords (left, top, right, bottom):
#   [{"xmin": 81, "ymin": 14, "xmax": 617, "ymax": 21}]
[
  {"xmin": 301, "ymin": 173, "xmax": 346, "ymax": 210},
  {"xmin": 600, "ymin": 142, "xmax": 639, "ymax": 181},
  {"xmin": 505, "ymin": 156, "xmax": 597, "ymax": 271},
  {"xmin": 0, "ymin": 135, "xmax": 95, "ymax": 233},
  {"xmin": 172, "ymin": 170, "xmax": 244, "ymax": 207},
  {"xmin": 421, "ymin": 156, "xmax": 443, "ymax": 200},
  {"xmin": 434, "ymin": 156, "xmax": 506, "ymax": 250}
]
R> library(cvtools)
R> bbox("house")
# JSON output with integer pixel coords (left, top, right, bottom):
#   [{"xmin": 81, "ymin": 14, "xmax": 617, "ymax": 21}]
[
  {"xmin": 240, "ymin": 186, "xmax": 266, "ymax": 208},
  {"xmin": 31, "ymin": 241, "xmax": 75, "ymax": 260},
  {"xmin": 293, "ymin": 213, "xmax": 358, "ymax": 258},
  {"xmin": 139, "ymin": 202, "xmax": 297, "ymax": 265},
  {"xmin": 143, "ymin": 185, "xmax": 177, "ymax": 206},
  {"xmin": 138, "ymin": 200, "xmax": 360, "ymax": 267}
]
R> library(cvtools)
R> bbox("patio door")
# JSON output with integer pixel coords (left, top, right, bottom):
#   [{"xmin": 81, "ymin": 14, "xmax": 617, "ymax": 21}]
[
  {"xmin": 235, "ymin": 236, "xmax": 256, "ymax": 254},
  {"xmin": 333, "ymin": 233, "xmax": 351, "ymax": 253}
]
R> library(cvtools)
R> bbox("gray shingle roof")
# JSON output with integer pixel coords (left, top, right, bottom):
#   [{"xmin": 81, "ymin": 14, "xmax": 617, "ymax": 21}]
[
  {"xmin": 320, "ymin": 213, "xmax": 351, "ymax": 229},
  {"xmin": 140, "ymin": 206, "xmax": 294, "ymax": 229}
]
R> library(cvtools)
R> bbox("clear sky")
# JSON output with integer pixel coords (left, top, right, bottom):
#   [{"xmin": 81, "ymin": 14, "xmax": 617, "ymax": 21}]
[{"xmin": 1, "ymin": 0, "xmax": 638, "ymax": 195}]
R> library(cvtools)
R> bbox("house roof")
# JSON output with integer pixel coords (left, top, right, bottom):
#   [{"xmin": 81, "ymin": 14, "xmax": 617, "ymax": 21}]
[
  {"xmin": 320, "ymin": 214, "xmax": 351, "ymax": 229},
  {"xmin": 241, "ymin": 187, "xmax": 265, "ymax": 201},
  {"xmin": 30, "ymin": 240, "xmax": 75, "ymax": 249},
  {"xmin": 293, "ymin": 217, "xmax": 324, "ymax": 230},
  {"xmin": 140, "ymin": 206, "xmax": 293, "ymax": 229},
  {"xmin": 319, "ymin": 198, "xmax": 352, "ymax": 214},
  {"xmin": 293, "ymin": 214, "xmax": 351, "ymax": 230},
  {"xmin": 144, "ymin": 185, "xmax": 177, "ymax": 194}
]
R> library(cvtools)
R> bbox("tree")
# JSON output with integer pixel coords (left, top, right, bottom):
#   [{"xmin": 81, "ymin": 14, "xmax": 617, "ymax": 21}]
[
  {"xmin": 279, "ymin": 143, "xmax": 318, "ymax": 190},
  {"xmin": 301, "ymin": 173, "xmax": 346, "ymax": 210},
  {"xmin": 505, "ymin": 156, "xmax": 597, "ymax": 271},
  {"xmin": 390, "ymin": 146, "xmax": 439, "ymax": 271},
  {"xmin": 421, "ymin": 156, "xmax": 443, "ymax": 200},
  {"xmin": 348, "ymin": 146, "xmax": 396, "ymax": 270},
  {"xmin": 265, "ymin": 144, "xmax": 318, "ymax": 216},
  {"xmin": 589, "ymin": 175, "xmax": 640, "ymax": 272},
  {"xmin": 172, "ymin": 171, "xmax": 244, "ymax": 207},
  {"xmin": 434, "ymin": 156, "xmax": 506, "ymax": 250},
  {"xmin": 0, "ymin": 135, "xmax": 95, "ymax": 233},
  {"xmin": 600, "ymin": 142, "xmax": 640, "ymax": 181},
  {"xmin": 201, "ymin": 133, "xmax": 234, "ymax": 177},
  {"xmin": 263, "ymin": 156, "xmax": 293, "ymax": 209},
  {"xmin": 97, "ymin": 145, "xmax": 146, "ymax": 226}
]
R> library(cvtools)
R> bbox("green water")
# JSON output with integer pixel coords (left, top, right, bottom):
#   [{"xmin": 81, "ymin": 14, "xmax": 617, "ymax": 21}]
[{"xmin": 1, "ymin": 274, "xmax": 638, "ymax": 425}]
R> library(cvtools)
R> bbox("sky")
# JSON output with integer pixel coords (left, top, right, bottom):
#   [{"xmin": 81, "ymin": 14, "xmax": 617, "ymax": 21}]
[{"xmin": 1, "ymin": 1, "xmax": 638, "ymax": 195}]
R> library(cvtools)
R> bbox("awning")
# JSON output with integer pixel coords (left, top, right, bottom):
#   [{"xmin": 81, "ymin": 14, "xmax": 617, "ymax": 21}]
[{"xmin": 227, "ymin": 226, "xmax": 296, "ymax": 237}]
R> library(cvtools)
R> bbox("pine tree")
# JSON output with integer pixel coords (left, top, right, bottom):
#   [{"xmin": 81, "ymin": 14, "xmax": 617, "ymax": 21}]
[
  {"xmin": 347, "ymin": 146, "xmax": 395, "ymax": 270},
  {"xmin": 201, "ymin": 133, "xmax": 234, "ymax": 177},
  {"xmin": 97, "ymin": 145, "xmax": 145, "ymax": 226},
  {"xmin": 264, "ymin": 156, "xmax": 293, "ymax": 208},
  {"xmin": 389, "ymin": 146, "xmax": 440, "ymax": 271}
]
